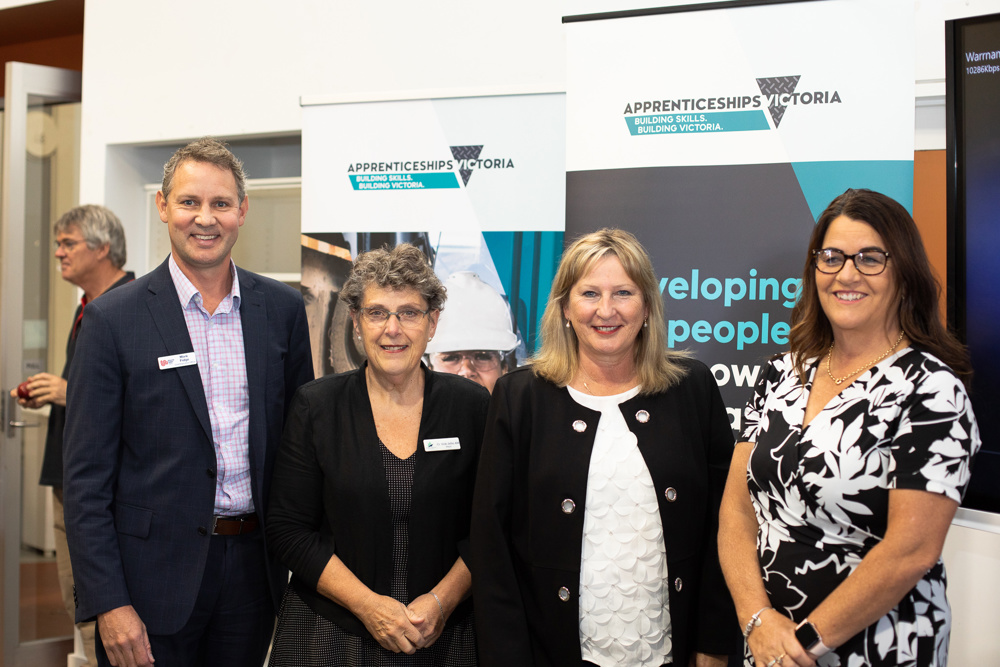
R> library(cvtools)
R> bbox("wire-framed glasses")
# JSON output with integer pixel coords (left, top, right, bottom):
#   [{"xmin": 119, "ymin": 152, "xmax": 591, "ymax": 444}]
[{"xmin": 360, "ymin": 306, "xmax": 429, "ymax": 327}]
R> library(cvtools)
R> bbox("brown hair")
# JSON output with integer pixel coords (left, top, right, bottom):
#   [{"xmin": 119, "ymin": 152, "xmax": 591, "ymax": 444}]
[
  {"xmin": 162, "ymin": 137, "xmax": 247, "ymax": 204},
  {"xmin": 788, "ymin": 188, "xmax": 971, "ymax": 387},
  {"xmin": 532, "ymin": 228, "xmax": 689, "ymax": 395}
]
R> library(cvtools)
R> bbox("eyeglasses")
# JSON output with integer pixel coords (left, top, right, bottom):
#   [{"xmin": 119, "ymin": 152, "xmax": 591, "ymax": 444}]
[
  {"xmin": 53, "ymin": 239, "xmax": 85, "ymax": 252},
  {"xmin": 433, "ymin": 351, "xmax": 502, "ymax": 372},
  {"xmin": 812, "ymin": 248, "xmax": 890, "ymax": 276},
  {"xmin": 360, "ymin": 306, "xmax": 429, "ymax": 327}
]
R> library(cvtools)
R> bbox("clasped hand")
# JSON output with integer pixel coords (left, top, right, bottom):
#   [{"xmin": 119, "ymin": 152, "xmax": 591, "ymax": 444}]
[{"xmin": 359, "ymin": 592, "xmax": 446, "ymax": 654}]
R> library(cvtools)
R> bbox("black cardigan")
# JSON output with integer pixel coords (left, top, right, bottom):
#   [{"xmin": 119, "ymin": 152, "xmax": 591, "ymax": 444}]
[
  {"xmin": 470, "ymin": 361, "xmax": 741, "ymax": 666},
  {"xmin": 266, "ymin": 364, "xmax": 490, "ymax": 637}
]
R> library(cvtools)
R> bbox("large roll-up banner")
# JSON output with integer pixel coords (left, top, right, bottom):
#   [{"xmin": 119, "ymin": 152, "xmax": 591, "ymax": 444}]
[
  {"xmin": 301, "ymin": 93, "xmax": 566, "ymax": 383},
  {"xmin": 564, "ymin": 0, "xmax": 914, "ymax": 432}
]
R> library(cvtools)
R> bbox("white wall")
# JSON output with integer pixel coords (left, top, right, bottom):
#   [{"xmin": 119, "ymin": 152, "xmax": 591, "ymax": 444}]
[{"xmin": 79, "ymin": 0, "xmax": 1000, "ymax": 663}]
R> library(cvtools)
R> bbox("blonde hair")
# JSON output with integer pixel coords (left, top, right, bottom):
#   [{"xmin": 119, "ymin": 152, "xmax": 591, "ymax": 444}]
[{"xmin": 532, "ymin": 228, "xmax": 689, "ymax": 395}]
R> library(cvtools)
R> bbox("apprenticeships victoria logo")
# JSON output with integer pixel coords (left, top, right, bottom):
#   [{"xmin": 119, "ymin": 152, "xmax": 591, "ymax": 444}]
[
  {"xmin": 347, "ymin": 144, "xmax": 515, "ymax": 191},
  {"xmin": 622, "ymin": 75, "xmax": 842, "ymax": 136}
]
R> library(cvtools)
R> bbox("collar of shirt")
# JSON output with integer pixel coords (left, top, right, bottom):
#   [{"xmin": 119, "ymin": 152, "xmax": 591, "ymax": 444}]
[{"xmin": 167, "ymin": 254, "xmax": 241, "ymax": 315}]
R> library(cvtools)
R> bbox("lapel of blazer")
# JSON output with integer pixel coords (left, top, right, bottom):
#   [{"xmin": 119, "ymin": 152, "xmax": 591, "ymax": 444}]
[
  {"xmin": 237, "ymin": 268, "xmax": 267, "ymax": 487},
  {"xmin": 144, "ymin": 259, "xmax": 213, "ymax": 443}
]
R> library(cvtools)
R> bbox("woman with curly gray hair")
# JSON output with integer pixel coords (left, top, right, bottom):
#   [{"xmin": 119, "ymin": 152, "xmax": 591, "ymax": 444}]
[{"xmin": 267, "ymin": 243, "xmax": 489, "ymax": 666}]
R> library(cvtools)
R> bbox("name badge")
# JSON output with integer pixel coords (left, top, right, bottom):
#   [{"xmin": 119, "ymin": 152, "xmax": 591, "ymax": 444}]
[
  {"xmin": 158, "ymin": 352, "xmax": 197, "ymax": 370},
  {"xmin": 423, "ymin": 437, "xmax": 461, "ymax": 452}
]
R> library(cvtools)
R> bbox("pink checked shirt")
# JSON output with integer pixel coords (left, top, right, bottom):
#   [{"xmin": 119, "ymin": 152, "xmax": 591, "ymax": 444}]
[{"xmin": 168, "ymin": 255, "xmax": 252, "ymax": 516}]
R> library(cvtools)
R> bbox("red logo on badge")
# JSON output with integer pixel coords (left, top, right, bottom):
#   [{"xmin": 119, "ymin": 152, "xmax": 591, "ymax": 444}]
[{"xmin": 160, "ymin": 359, "xmax": 168, "ymax": 368}]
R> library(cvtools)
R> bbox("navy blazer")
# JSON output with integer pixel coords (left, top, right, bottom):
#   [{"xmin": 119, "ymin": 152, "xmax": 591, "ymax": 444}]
[
  {"xmin": 470, "ymin": 362, "xmax": 741, "ymax": 667},
  {"xmin": 63, "ymin": 257, "xmax": 313, "ymax": 634}
]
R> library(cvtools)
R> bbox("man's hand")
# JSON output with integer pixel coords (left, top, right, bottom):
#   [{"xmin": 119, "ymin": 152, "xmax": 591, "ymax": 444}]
[
  {"xmin": 98, "ymin": 605, "xmax": 154, "ymax": 667},
  {"xmin": 10, "ymin": 373, "xmax": 67, "ymax": 409}
]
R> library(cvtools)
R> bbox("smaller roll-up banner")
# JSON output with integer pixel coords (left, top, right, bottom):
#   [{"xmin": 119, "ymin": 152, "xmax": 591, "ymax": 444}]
[{"xmin": 301, "ymin": 93, "xmax": 566, "ymax": 382}]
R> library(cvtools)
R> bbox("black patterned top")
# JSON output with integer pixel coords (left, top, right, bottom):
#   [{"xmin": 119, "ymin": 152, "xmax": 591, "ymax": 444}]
[{"xmin": 741, "ymin": 348, "xmax": 980, "ymax": 666}]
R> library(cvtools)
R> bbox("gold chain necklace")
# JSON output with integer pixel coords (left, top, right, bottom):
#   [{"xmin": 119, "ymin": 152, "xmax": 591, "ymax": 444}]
[{"xmin": 826, "ymin": 330, "xmax": 905, "ymax": 386}]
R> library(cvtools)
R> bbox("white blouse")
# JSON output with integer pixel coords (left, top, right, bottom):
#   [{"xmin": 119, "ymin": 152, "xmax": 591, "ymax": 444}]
[{"xmin": 568, "ymin": 385, "xmax": 672, "ymax": 667}]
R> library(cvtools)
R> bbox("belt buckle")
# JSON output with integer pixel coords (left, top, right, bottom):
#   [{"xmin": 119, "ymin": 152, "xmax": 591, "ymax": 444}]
[{"xmin": 212, "ymin": 515, "xmax": 243, "ymax": 535}]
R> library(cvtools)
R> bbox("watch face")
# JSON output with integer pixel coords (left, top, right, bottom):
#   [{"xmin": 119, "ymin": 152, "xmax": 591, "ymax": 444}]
[{"xmin": 795, "ymin": 622, "xmax": 820, "ymax": 650}]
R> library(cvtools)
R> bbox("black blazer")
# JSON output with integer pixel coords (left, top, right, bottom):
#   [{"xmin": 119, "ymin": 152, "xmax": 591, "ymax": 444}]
[
  {"xmin": 266, "ymin": 364, "xmax": 490, "ymax": 638},
  {"xmin": 63, "ymin": 258, "xmax": 313, "ymax": 633},
  {"xmin": 470, "ymin": 361, "xmax": 740, "ymax": 667}
]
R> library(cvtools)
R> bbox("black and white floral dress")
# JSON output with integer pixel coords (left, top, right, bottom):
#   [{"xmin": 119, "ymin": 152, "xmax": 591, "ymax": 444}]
[{"xmin": 742, "ymin": 348, "xmax": 980, "ymax": 667}]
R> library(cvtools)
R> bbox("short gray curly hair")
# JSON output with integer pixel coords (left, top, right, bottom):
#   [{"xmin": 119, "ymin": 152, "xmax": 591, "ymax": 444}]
[{"xmin": 341, "ymin": 244, "xmax": 446, "ymax": 312}]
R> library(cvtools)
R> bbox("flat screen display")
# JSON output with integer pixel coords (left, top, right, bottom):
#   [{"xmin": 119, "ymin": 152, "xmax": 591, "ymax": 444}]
[{"xmin": 947, "ymin": 12, "xmax": 1000, "ymax": 514}]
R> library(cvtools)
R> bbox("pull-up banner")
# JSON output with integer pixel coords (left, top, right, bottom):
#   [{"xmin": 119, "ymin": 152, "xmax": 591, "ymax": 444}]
[
  {"xmin": 301, "ymin": 93, "xmax": 565, "ymax": 379},
  {"xmin": 564, "ymin": 0, "xmax": 914, "ymax": 432}
]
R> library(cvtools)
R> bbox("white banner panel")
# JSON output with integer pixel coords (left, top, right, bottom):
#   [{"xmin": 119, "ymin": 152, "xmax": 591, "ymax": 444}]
[
  {"xmin": 567, "ymin": 0, "xmax": 914, "ymax": 171},
  {"xmin": 303, "ymin": 93, "xmax": 565, "ymax": 233}
]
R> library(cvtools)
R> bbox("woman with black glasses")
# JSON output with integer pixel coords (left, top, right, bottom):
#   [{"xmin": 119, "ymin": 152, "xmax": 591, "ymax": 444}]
[
  {"xmin": 719, "ymin": 189, "xmax": 980, "ymax": 667},
  {"xmin": 267, "ymin": 243, "xmax": 489, "ymax": 665}
]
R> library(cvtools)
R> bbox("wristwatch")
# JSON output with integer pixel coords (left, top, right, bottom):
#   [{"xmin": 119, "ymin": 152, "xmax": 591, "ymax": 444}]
[{"xmin": 794, "ymin": 619, "xmax": 832, "ymax": 657}]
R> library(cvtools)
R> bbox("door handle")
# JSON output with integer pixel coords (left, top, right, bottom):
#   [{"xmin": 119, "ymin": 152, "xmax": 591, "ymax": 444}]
[{"xmin": 4, "ymin": 393, "xmax": 41, "ymax": 435}]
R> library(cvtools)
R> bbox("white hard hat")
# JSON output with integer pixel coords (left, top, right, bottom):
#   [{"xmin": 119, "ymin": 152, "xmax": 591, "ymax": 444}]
[{"xmin": 426, "ymin": 272, "xmax": 518, "ymax": 353}]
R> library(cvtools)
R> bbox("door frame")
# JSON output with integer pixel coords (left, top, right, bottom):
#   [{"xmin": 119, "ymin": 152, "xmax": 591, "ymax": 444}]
[{"xmin": 1, "ymin": 61, "xmax": 82, "ymax": 667}]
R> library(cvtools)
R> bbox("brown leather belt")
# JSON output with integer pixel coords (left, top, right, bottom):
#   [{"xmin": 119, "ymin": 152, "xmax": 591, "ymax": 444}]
[{"xmin": 212, "ymin": 514, "xmax": 258, "ymax": 536}]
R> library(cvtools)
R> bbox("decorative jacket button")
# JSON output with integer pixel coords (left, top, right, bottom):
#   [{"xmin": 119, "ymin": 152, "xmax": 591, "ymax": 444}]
[
  {"xmin": 674, "ymin": 577, "xmax": 683, "ymax": 591},
  {"xmin": 558, "ymin": 586, "xmax": 571, "ymax": 602},
  {"xmin": 664, "ymin": 487, "xmax": 678, "ymax": 502},
  {"xmin": 561, "ymin": 499, "xmax": 576, "ymax": 514},
  {"xmin": 636, "ymin": 410, "xmax": 650, "ymax": 423},
  {"xmin": 572, "ymin": 420, "xmax": 587, "ymax": 433},
  {"xmin": 197, "ymin": 526, "xmax": 208, "ymax": 536}
]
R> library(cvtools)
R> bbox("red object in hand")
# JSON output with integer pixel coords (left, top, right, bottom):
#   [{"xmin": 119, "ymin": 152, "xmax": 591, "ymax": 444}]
[{"xmin": 17, "ymin": 381, "xmax": 31, "ymax": 399}]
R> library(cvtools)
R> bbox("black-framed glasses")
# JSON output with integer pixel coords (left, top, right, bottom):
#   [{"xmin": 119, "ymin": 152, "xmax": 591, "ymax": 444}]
[
  {"xmin": 360, "ymin": 306, "xmax": 429, "ymax": 327},
  {"xmin": 432, "ymin": 351, "xmax": 502, "ymax": 372},
  {"xmin": 812, "ymin": 248, "xmax": 890, "ymax": 276}
]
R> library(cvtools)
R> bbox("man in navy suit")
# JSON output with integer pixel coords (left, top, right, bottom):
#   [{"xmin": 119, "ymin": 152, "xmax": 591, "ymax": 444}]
[{"xmin": 63, "ymin": 138, "xmax": 313, "ymax": 667}]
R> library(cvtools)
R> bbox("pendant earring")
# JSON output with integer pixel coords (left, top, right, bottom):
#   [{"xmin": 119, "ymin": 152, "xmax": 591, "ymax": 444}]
[
  {"xmin": 565, "ymin": 320, "xmax": 571, "ymax": 328},
  {"xmin": 643, "ymin": 318, "xmax": 648, "ymax": 328}
]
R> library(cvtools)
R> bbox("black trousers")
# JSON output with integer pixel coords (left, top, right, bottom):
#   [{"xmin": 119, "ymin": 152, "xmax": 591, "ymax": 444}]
[{"xmin": 96, "ymin": 531, "xmax": 274, "ymax": 667}]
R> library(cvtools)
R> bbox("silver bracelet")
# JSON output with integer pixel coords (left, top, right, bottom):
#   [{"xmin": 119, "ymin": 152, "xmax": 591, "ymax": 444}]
[
  {"xmin": 430, "ymin": 591, "xmax": 445, "ymax": 621},
  {"xmin": 743, "ymin": 606, "xmax": 773, "ymax": 638}
]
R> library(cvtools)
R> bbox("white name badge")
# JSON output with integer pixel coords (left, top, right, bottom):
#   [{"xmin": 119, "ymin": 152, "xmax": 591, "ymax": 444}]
[
  {"xmin": 157, "ymin": 352, "xmax": 197, "ymax": 370},
  {"xmin": 423, "ymin": 437, "xmax": 461, "ymax": 452}
]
